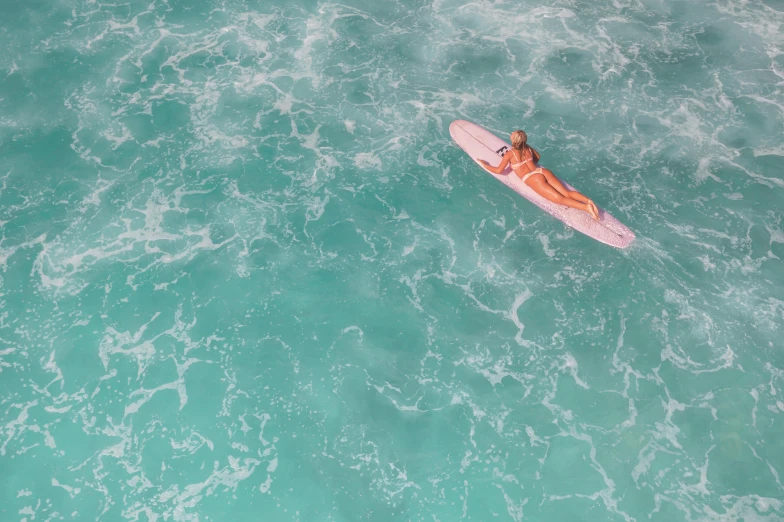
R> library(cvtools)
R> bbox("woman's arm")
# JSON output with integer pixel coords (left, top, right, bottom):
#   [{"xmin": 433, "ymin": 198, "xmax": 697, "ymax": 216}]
[
  {"xmin": 478, "ymin": 151, "xmax": 511, "ymax": 175},
  {"xmin": 531, "ymin": 147, "xmax": 540, "ymax": 162}
]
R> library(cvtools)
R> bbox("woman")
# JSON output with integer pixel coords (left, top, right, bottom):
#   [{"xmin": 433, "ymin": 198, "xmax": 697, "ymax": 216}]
[{"xmin": 479, "ymin": 130, "xmax": 599, "ymax": 220}]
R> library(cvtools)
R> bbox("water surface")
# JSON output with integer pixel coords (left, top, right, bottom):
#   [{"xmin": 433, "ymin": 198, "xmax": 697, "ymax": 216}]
[{"xmin": 1, "ymin": 0, "xmax": 783, "ymax": 520}]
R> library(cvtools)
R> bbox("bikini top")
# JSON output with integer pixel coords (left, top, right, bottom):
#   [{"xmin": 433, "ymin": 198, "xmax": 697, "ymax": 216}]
[{"xmin": 510, "ymin": 149, "xmax": 535, "ymax": 169}]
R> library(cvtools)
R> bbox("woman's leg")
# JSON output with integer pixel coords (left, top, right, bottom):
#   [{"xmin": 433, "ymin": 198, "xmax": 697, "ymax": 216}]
[
  {"xmin": 541, "ymin": 169, "xmax": 599, "ymax": 216},
  {"xmin": 540, "ymin": 169, "xmax": 571, "ymax": 198},
  {"xmin": 525, "ymin": 174, "xmax": 599, "ymax": 219}
]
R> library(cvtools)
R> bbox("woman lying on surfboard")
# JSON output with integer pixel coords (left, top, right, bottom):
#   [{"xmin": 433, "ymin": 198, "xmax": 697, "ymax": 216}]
[{"xmin": 479, "ymin": 130, "xmax": 600, "ymax": 220}]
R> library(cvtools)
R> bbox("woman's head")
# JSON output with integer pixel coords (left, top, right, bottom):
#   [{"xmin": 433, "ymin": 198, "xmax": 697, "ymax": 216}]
[{"xmin": 510, "ymin": 130, "xmax": 527, "ymax": 151}]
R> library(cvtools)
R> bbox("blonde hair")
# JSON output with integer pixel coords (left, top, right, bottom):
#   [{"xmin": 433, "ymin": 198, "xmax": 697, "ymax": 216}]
[{"xmin": 511, "ymin": 130, "xmax": 527, "ymax": 151}]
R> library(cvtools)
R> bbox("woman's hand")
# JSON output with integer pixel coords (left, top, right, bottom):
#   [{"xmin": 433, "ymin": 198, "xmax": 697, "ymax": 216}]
[{"xmin": 478, "ymin": 153, "xmax": 510, "ymax": 175}]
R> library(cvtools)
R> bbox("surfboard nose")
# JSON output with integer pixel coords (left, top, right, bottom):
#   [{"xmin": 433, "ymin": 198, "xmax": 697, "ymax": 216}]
[{"xmin": 449, "ymin": 120, "xmax": 470, "ymax": 139}]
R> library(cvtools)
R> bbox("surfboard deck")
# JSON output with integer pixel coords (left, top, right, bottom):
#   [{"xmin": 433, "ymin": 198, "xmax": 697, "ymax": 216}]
[{"xmin": 449, "ymin": 120, "xmax": 635, "ymax": 249}]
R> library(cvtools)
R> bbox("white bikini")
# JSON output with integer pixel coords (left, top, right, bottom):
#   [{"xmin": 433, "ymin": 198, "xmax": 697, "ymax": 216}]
[{"xmin": 510, "ymin": 149, "xmax": 543, "ymax": 183}]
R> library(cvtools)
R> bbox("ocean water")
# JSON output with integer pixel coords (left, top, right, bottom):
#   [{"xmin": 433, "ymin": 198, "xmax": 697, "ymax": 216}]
[{"xmin": 1, "ymin": 0, "xmax": 783, "ymax": 520}]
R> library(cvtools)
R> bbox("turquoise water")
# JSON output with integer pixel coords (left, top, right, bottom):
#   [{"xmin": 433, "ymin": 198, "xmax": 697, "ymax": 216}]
[{"xmin": 1, "ymin": 0, "xmax": 783, "ymax": 519}]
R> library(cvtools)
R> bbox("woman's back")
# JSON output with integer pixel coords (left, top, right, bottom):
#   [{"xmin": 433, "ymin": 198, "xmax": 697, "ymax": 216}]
[{"xmin": 509, "ymin": 147, "xmax": 538, "ymax": 175}]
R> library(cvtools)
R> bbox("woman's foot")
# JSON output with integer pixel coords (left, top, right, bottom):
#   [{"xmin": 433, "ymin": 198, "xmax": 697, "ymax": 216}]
[
  {"xmin": 584, "ymin": 203, "xmax": 600, "ymax": 221},
  {"xmin": 588, "ymin": 200, "xmax": 600, "ymax": 219}
]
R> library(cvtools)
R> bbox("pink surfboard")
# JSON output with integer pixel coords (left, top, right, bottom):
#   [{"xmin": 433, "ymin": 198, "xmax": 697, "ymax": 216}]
[{"xmin": 450, "ymin": 120, "xmax": 635, "ymax": 249}]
